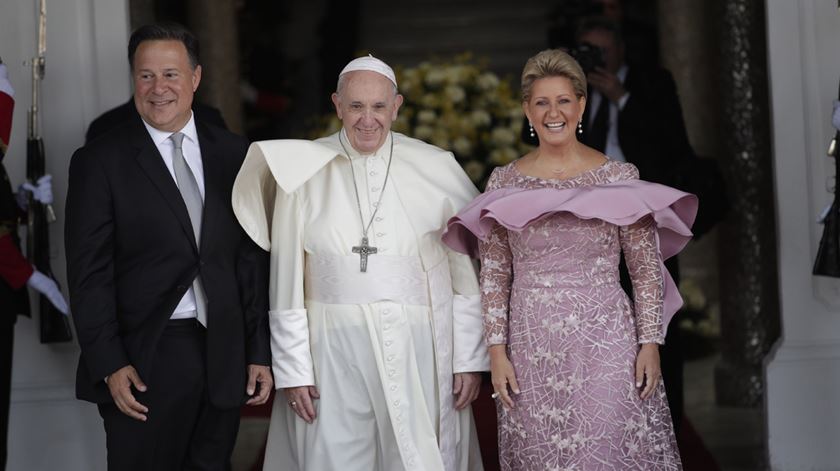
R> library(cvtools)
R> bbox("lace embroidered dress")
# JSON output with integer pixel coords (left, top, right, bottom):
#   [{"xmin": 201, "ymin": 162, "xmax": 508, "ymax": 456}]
[{"xmin": 443, "ymin": 160, "xmax": 696, "ymax": 470}]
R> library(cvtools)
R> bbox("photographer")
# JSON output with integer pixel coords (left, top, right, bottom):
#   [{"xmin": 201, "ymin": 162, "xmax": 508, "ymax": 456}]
[{"xmin": 575, "ymin": 17, "xmax": 697, "ymax": 434}]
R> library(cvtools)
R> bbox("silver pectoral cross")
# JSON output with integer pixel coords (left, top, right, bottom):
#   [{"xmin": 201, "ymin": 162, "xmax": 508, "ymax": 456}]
[{"xmin": 352, "ymin": 236, "xmax": 378, "ymax": 272}]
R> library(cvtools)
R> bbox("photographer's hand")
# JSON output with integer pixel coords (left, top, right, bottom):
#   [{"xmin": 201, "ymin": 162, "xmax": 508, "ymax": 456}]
[{"xmin": 588, "ymin": 67, "xmax": 627, "ymax": 104}]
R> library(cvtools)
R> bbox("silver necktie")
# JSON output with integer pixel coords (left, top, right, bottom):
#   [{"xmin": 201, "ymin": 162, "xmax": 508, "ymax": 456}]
[{"xmin": 170, "ymin": 132, "xmax": 207, "ymax": 327}]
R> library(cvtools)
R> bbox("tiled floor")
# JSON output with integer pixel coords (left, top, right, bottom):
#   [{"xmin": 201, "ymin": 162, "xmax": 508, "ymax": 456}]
[{"xmin": 684, "ymin": 355, "xmax": 765, "ymax": 471}]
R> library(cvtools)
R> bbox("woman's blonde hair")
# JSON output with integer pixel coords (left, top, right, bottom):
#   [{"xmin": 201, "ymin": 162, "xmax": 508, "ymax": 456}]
[{"xmin": 520, "ymin": 49, "xmax": 587, "ymax": 102}]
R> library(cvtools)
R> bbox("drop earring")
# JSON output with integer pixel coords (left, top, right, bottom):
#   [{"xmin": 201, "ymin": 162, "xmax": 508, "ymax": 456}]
[
  {"xmin": 529, "ymin": 122, "xmax": 535, "ymax": 138},
  {"xmin": 577, "ymin": 120, "xmax": 583, "ymax": 135}
]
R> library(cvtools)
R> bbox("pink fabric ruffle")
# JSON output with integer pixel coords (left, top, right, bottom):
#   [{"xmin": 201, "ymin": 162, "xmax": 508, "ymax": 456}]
[{"xmin": 442, "ymin": 179, "xmax": 698, "ymax": 333}]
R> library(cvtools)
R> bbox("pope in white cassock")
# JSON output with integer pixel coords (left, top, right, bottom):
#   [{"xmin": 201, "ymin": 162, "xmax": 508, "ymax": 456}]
[{"xmin": 231, "ymin": 56, "xmax": 489, "ymax": 471}]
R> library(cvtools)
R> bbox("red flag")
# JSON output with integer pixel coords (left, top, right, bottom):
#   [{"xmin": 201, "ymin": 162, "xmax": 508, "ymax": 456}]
[{"xmin": 0, "ymin": 62, "xmax": 14, "ymax": 156}]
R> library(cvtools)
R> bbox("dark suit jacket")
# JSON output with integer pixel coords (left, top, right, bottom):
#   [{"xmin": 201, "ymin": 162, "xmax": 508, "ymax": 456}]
[
  {"xmin": 581, "ymin": 67, "xmax": 695, "ymax": 188},
  {"xmin": 581, "ymin": 66, "xmax": 696, "ymax": 284},
  {"xmin": 85, "ymin": 99, "xmax": 227, "ymax": 144},
  {"xmin": 66, "ymin": 114, "xmax": 270, "ymax": 409}
]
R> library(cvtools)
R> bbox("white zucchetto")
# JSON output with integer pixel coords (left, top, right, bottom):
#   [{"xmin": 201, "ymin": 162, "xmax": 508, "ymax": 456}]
[{"xmin": 339, "ymin": 54, "xmax": 398, "ymax": 89}]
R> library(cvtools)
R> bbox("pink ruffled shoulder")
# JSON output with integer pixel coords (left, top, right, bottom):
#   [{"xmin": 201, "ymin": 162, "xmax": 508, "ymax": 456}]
[
  {"xmin": 442, "ymin": 179, "xmax": 698, "ymax": 334},
  {"xmin": 442, "ymin": 179, "xmax": 697, "ymax": 260}
]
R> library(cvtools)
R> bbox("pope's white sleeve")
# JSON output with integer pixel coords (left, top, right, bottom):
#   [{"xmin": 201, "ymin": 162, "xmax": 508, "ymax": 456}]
[
  {"xmin": 449, "ymin": 249, "xmax": 490, "ymax": 373},
  {"xmin": 268, "ymin": 188, "xmax": 314, "ymax": 388}
]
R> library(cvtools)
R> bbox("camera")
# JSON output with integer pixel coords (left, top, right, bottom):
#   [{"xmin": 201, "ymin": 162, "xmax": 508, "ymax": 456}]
[{"xmin": 570, "ymin": 42, "xmax": 605, "ymax": 74}]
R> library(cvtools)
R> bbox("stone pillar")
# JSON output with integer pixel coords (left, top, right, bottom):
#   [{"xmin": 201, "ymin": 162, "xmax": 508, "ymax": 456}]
[
  {"xmin": 713, "ymin": 0, "xmax": 780, "ymax": 407},
  {"xmin": 186, "ymin": 0, "xmax": 243, "ymax": 133},
  {"xmin": 656, "ymin": 0, "xmax": 720, "ymax": 159},
  {"xmin": 656, "ymin": 0, "xmax": 724, "ymax": 339}
]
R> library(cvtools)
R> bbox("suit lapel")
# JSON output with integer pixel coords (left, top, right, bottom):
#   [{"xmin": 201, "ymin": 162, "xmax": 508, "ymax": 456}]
[
  {"xmin": 131, "ymin": 119, "xmax": 199, "ymax": 253},
  {"xmin": 196, "ymin": 120, "xmax": 223, "ymax": 255}
]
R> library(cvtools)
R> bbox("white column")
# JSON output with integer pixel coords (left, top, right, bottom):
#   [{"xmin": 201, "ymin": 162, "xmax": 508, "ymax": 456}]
[
  {"xmin": 0, "ymin": 0, "xmax": 130, "ymax": 469},
  {"xmin": 765, "ymin": 0, "xmax": 840, "ymax": 469}
]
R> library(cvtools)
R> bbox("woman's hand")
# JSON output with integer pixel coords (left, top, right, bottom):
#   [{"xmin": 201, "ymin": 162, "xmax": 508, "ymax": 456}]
[
  {"xmin": 283, "ymin": 385, "xmax": 320, "ymax": 424},
  {"xmin": 489, "ymin": 345, "xmax": 519, "ymax": 409},
  {"xmin": 635, "ymin": 343, "xmax": 661, "ymax": 400}
]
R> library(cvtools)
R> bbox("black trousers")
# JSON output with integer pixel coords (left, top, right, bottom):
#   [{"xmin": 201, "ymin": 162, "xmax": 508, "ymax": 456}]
[{"xmin": 98, "ymin": 319, "xmax": 240, "ymax": 471}]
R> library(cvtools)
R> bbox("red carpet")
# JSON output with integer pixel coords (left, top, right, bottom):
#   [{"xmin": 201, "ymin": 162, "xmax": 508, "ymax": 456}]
[{"xmin": 243, "ymin": 384, "xmax": 719, "ymax": 470}]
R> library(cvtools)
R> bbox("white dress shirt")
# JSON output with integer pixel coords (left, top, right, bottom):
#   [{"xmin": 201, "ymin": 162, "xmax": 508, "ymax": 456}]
[
  {"xmin": 141, "ymin": 112, "xmax": 205, "ymax": 319},
  {"xmin": 587, "ymin": 65, "xmax": 630, "ymax": 162}
]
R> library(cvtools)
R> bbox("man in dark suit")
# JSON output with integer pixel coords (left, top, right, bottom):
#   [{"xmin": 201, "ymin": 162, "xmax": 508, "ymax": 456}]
[
  {"xmin": 576, "ymin": 17, "xmax": 694, "ymax": 433},
  {"xmin": 577, "ymin": 18, "xmax": 693, "ymax": 187},
  {"xmin": 65, "ymin": 23, "xmax": 272, "ymax": 470}
]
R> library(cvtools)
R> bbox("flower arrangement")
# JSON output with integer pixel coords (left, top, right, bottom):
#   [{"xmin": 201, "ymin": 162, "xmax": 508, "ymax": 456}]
[
  {"xmin": 677, "ymin": 277, "xmax": 720, "ymax": 359},
  {"xmin": 312, "ymin": 53, "xmax": 533, "ymax": 188}
]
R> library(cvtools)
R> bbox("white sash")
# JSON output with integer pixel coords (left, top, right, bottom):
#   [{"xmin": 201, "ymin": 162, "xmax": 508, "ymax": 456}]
[{"xmin": 304, "ymin": 253, "xmax": 430, "ymax": 306}]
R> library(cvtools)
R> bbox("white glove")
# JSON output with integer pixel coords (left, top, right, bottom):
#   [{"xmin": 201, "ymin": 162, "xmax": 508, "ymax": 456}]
[
  {"xmin": 833, "ymin": 100, "xmax": 840, "ymax": 132},
  {"xmin": 26, "ymin": 270, "xmax": 70, "ymax": 315},
  {"xmin": 17, "ymin": 175, "xmax": 54, "ymax": 210}
]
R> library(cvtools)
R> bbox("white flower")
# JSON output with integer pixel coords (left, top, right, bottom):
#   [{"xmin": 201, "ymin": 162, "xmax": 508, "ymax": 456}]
[
  {"xmin": 454, "ymin": 137, "xmax": 474, "ymax": 157},
  {"xmin": 414, "ymin": 125, "xmax": 434, "ymax": 140},
  {"xmin": 424, "ymin": 69, "xmax": 446, "ymax": 88},
  {"xmin": 679, "ymin": 277, "xmax": 707, "ymax": 311},
  {"xmin": 490, "ymin": 127, "xmax": 516, "ymax": 147},
  {"xmin": 477, "ymin": 72, "xmax": 500, "ymax": 91},
  {"xmin": 444, "ymin": 65, "xmax": 464, "ymax": 85},
  {"xmin": 417, "ymin": 110, "xmax": 437, "ymax": 124},
  {"xmin": 431, "ymin": 129, "xmax": 449, "ymax": 149},
  {"xmin": 445, "ymin": 85, "xmax": 466, "ymax": 103},
  {"xmin": 421, "ymin": 93, "xmax": 439, "ymax": 109},
  {"xmin": 470, "ymin": 109, "xmax": 492, "ymax": 127},
  {"xmin": 392, "ymin": 115, "xmax": 410, "ymax": 134},
  {"xmin": 463, "ymin": 159, "xmax": 485, "ymax": 181}
]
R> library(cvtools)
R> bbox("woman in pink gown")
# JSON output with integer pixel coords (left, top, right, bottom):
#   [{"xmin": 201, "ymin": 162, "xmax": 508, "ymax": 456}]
[{"xmin": 442, "ymin": 49, "xmax": 696, "ymax": 470}]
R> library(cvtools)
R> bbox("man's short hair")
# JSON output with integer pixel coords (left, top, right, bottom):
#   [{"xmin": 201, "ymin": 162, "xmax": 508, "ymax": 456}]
[
  {"xmin": 575, "ymin": 16, "xmax": 623, "ymax": 47},
  {"xmin": 128, "ymin": 23, "xmax": 200, "ymax": 70}
]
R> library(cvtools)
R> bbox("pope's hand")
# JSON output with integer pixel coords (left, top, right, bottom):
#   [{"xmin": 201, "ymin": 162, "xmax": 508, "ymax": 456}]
[
  {"xmin": 26, "ymin": 270, "xmax": 69, "ymax": 315},
  {"xmin": 453, "ymin": 372, "xmax": 481, "ymax": 410},
  {"xmin": 284, "ymin": 385, "xmax": 320, "ymax": 424}
]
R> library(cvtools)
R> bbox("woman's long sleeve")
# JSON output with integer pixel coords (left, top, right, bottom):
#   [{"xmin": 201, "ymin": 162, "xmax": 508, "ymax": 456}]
[
  {"xmin": 478, "ymin": 170, "xmax": 514, "ymax": 346},
  {"xmin": 619, "ymin": 215, "xmax": 666, "ymax": 344}
]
